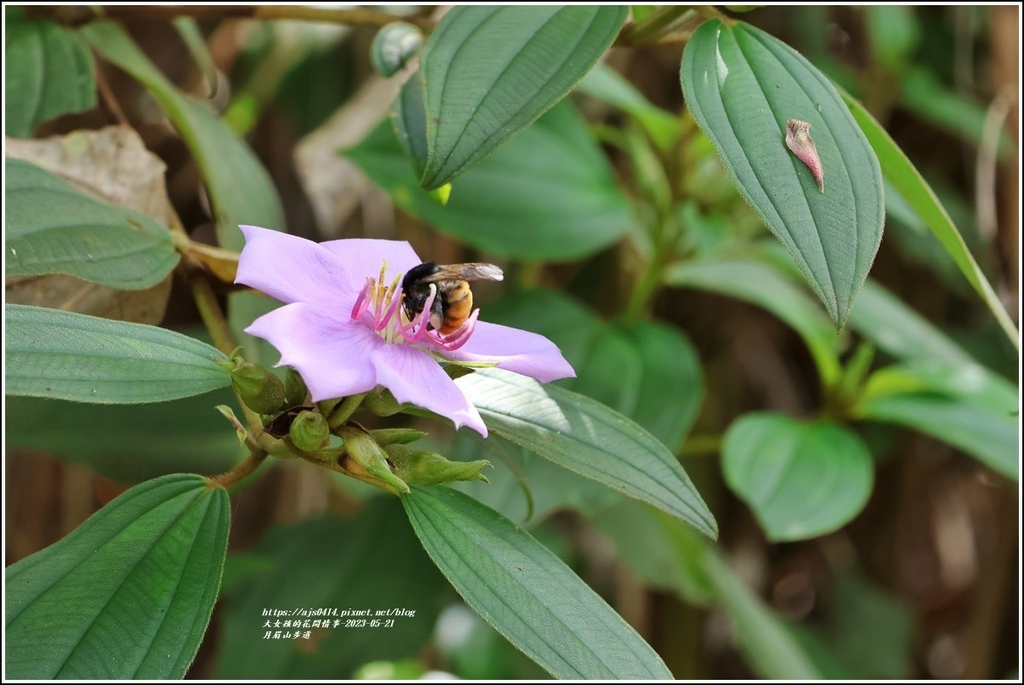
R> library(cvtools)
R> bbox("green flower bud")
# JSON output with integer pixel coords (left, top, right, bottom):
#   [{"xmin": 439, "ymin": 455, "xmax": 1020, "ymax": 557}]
[
  {"xmin": 362, "ymin": 388, "xmax": 405, "ymax": 417},
  {"xmin": 289, "ymin": 410, "xmax": 330, "ymax": 452},
  {"xmin": 338, "ymin": 426, "xmax": 410, "ymax": 495},
  {"xmin": 284, "ymin": 366, "xmax": 309, "ymax": 407},
  {"xmin": 370, "ymin": 428, "xmax": 428, "ymax": 446},
  {"xmin": 370, "ymin": 21, "xmax": 423, "ymax": 77},
  {"xmin": 227, "ymin": 356, "xmax": 288, "ymax": 415},
  {"xmin": 385, "ymin": 443, "xmax": 491, "ymax": 486}
]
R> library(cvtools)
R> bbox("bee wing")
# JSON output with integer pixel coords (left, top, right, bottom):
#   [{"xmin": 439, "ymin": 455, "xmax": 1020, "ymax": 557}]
[{"xmin": 426, "ymin": 263, "xmax": 504, "ymax": 283}]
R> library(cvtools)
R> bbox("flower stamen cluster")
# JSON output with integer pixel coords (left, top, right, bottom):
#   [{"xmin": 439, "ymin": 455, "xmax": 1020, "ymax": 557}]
[{"xmin": 350, "ymin": 262, "xmax": 478, "ymax": 352}]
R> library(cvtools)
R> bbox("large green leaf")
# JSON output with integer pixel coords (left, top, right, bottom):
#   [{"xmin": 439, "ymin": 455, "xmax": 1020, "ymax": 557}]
[
  {"xmin": 456, "ymin": 368, "xmax": 717, "ymax": 538},
  {"xmin": 722, "ymin": 413, "xmax": 874, "ymax": 541},
  {"xmin": 419, "ymin": 5, "xmax": 627, "ymax": 188},
  {"xmin": 681, "ymin": 20, "xmax": 884, "ymax": 327},
  {"xmin": 5, "ymin": 304, "xmax": 230, "ymax": 403},
  {"xmin": 666, "ymin": 256, "xmax": 842, "ymax": 387},
  {"xmin": 841, "ymin": 89, "xmax": 1019, "ymax": 349},
  {"xmin": 5, "ymin": 474, "xmax": 229, "ymax": 679},
  {"xmin": 4, "ymin": 158, "xmax": 179, "ymax": 288},
  {"xmin": 81, "ymin": 21, "xmax": 284, "ymax": 251},
  {"xmin": 855, "ymin": 363, "xmax": 1018, "ymax": 480},
  {"xmin": 346, "ymin": 101, "xmax": 632, "ymax": 260},
  {"xmin": 5, "ymin": 391, "xmax": 241, "ymax": 482},
  {"xmin": 4, "ymin": 9, "xmax": 95, "ymax": 138},
  {"xmin": 215, "ymin": 501, "xmax": 447, "ymax": 679},
  {"xmin": 402, "ymin": 485, "xmax": 673, "ymax": 679}
]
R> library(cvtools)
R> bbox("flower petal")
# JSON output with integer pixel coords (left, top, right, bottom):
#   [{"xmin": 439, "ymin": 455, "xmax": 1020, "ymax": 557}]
[
  {"xmin": 370, "ymin": 344, "xmax": 488, "ymax": 436},
  {"xmin": 440, "ymin": 321, "xmax": 576, "ymax": 383},
  {"xmin": 235, "ymin": 225, "xmax": 352, "ymax": 308},
  {"xmin": 319, "ymin": 238, "xmax": 423, "ymax": 291},
  {"xmin": 245, "ymin": 302, "xmax": 382, "ymax": 401}
]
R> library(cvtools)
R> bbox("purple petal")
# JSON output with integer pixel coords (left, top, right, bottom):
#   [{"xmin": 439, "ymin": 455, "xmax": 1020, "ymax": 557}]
[
  {"xmin": 236, "ymin": 225, "xmax": 352, "ymax": 308},
  {"xmin": 319, "ymin": 238, "xmax": 423, "ymax": 292},
  {"xmin": 370, "ymin": 344, "xmax": 488, "ymax": 436},
  {"xmin": 440, "ymin": 322, "xmax": 576, "ymax": 383},
  {"xmin": 244, "ymin": 302, "xmax": 382, "ymax": 401}
]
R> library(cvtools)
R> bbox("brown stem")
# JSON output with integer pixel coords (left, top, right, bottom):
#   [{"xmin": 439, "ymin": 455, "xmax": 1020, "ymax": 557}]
[
  {"xmin": 48, "ymin": 5, "xmax": 433, "ymax": 31},
  {"xmin": 206, "ymin": 448, "xmax": 268, "ymax": 489},
  {"xmin": 960, "ymin": 483, "xmax": 1018, "ymax": 678},
  {"xmin": 94, "ymin": 63, "xmax": 130, "ymax": 126}
]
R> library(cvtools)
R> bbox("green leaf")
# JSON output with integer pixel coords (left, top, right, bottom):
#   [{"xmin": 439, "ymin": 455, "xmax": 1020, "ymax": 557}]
[
  {"xmin": 616, "ymin": 322, "xmax": 704, "ymax": 450},
  {"xmin": 4, "ymin": 9, "xmax": 95, "ymax": 138},
  {"xmin": 841, "ymin": 89, "xmax": 1019, "ymax": 350},
  {"xmin": 681, "ymin": 19, "xmax": 884, "ymax": 327},
  {"xmin": 595, "ymin": 501, "xmax": 823, "ymax": 679},
  {"xmin": 5, "ymin": 304, "xmax": 230, "ymax": 403},
  {"xmin": 346, "ymin": 102, "xmax": 632, "ymax": 260},
  {"xmin": 456, "ymin": 367, "xmax": 717, "ymax": 538},
  {"xmin": 4, "ymin": 158, "xmax": 179, "ymax": 288},
  {"xmin": 901, "ymin": 67, "xmax": 1013, "ymax": 158},
  {"xmin": 402, "ymin": 485, "xmax": 673, "ymax": 679},
  {"xmin": 864, "ymin": 6, "xmax": 920, "ymax": 72},
  {"xmin": 722, "ymin": 413, "xmax": 873, "ymax": 541},
  {"xmin": 571, "ymin": 322, "xmax": 703, "ymax": 451},
  {"xmin": 820, "ymin": 570, "xmax": 914, "ymax": 679},
  {"xmin": 172, "ymin": 17, "xmax": 218, "ymax": 98},
  {"xmin": 81, "ymin": 21, "xmax": 284, "ymax": 251},
  {"xmin": 215, "ymin": 501, "xmax": 447, "ymax": 679},
  {"xmin": 419, "ymin": 5, "xmax": 627, "ymax": 188},
  {"xmin": 666, "ymin": 256, "xmax": 842, "ymax": 387},
  {"xmin": 592, "ymin": 500, "xmax": 717, "ymax": 606},
  {"xmin": 5, "ymin": 391, "xmax": 242, "ymax": 482},
  {"xmin": 702, "ymin": 550, "xmax": 822, "ymax": 678},
  {"xmin": 5, "ymin": 474, "xmax": 229, "ymax": 679},
  {"xmin": 577, "ymin": 63, "xmax": 682, "ymax": 151},
  {"xmin": 855, "ymin": 363, "xmax": 1018, "ymax": 480},
  {"xmin": 391, "ymin": 73, "xmax": 429, "ymax": 176},
  {"xmin": 849, "ymin": 280, "xmax": 975, "ymax": 367}
]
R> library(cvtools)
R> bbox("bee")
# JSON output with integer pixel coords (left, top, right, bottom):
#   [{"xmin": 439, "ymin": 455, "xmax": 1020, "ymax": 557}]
[{"xmin": 402, "ymin": 262, "xmax": 503, "ymax": 334}]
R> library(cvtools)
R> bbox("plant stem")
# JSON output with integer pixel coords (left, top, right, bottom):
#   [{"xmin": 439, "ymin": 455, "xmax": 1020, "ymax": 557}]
[
  {"xmin": 64, "ymin": 5, "xmax": 433, "ymax": 30},
  {"xmin": 327, "ymin": 392, "xmax": 369, "ymax": 430},
  {"xmin": 678, "ymin": 434, "xmax": 723, "ymax": 458},
  {"xmin": 626, "ymin": 6, "xmax": 697, "ymax": 44},
  {"xmin": 189, "ymin": 274, "xmax": 237, "ymax": 357},
  {"xmin": 694, "ymin": 6, "xmax": 732, "ymax": 24},
  {"xmin": 206, "ymin": 448, "xmax": 268, "ymax": 489}
]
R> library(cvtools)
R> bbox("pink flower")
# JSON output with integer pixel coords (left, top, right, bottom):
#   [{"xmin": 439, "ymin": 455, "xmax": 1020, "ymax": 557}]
[{"xmin": 234, "ymin": 225, "xmax": 575, "ymax": 436}]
